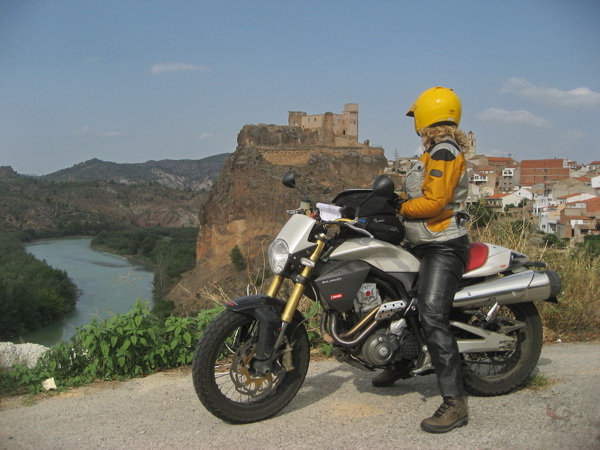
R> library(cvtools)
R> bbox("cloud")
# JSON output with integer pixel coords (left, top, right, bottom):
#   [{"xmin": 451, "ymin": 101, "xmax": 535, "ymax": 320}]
[
  {"xmin": 151, "ymin": 62, "xmax": 209, "ymax": 75},
  {"xmin": 478, "ymin": 108, "xmax": 550, "ymax": 128},
  {"xmin": 197, "ymin": 133, "xmax": 216, "ymax": 140},
  {"xmin": 501, "ymin": 77, "xmax": 600, "ymax": 107},
  {"xmin": 70, "ymin": 126, "xmax": 123, "ymax": 138},
  {"xmin": 71, "ymin": 126, "xmax": 92, "ymax": 136},
  {"xmin": 103, "ymin": 131, "xmax": 123, "ymax": 137}
]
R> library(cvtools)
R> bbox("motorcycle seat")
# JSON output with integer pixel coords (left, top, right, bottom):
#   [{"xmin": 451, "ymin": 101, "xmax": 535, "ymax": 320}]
[{"xmin": 466, "ymin": 242, "xmax": 489, "ymax": 272}]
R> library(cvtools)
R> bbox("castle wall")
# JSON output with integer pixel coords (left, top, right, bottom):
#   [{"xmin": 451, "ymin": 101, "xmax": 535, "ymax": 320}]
[{"xmin": 257, "ymin": 145, "xmax": 384, "ymax": 166}]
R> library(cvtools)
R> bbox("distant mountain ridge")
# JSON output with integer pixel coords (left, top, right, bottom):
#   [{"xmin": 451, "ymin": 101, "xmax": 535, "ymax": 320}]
[
  {"xmin": 0, "ymin": 154, "xmax": 229, "ymax": 232},
  {"xmin": 40, "ymin": 153, "xmax": 230, "ymax": 191}
]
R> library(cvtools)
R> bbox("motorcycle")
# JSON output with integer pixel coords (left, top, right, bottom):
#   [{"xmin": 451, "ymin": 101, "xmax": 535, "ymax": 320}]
[{"xmin": 192, "ymin": 171, "xmax": 561, "ymax": 424}]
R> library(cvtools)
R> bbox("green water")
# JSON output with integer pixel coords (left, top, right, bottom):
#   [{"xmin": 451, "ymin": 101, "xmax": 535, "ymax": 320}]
[{"xmin": 17, "ymin": 238, "xmax": 155, "ymax": 347}]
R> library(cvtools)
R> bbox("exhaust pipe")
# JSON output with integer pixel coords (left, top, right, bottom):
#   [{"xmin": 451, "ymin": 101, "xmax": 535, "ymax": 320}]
[{"xmin": 453, "ymin": 270, "xmax": 561, "ymax": 308}]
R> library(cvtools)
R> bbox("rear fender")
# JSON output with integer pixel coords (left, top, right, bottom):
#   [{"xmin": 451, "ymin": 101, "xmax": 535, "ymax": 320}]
[{"xmin": 225, "ymin": 295, "xmax": 305, "ymax": 360}]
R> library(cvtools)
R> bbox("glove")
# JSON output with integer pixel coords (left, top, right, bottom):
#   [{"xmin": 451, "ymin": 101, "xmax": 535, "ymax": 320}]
[{"xmin": 391, "ymin": 194, "xmax": 407, "ymax": 212}]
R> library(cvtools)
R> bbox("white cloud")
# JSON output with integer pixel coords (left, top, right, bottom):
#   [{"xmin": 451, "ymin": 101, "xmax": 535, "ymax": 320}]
[
  {"xmin": 501, "ymin": 77, "xmax": 600, "ymax": 107},
  {"xmin": 71, "ymin": 126, "xmax": 92, "ymax": 136},
  {"xmin": 70, "ymin": 126, "xmax": 123, "ymax": 138},
  {"xmin": 103, "ymin": 131, "xmax": 123, "ymax": 137},
  {"xmin": 197, "ymin": 132, "xmax": 215, "ymax": 140},
  {"xmin": 478, "ymin": 108, "xmax": 550, "ymax": 128},
  {"xmin": 151, "ymin": 62, "xmax": 209, "ymax": 75}
]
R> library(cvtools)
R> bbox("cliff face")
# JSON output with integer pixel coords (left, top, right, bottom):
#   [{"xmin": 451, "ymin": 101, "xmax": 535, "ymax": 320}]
[{"xmin": 169, "ymin": 124, "xmax": 387, "ymax": 310}]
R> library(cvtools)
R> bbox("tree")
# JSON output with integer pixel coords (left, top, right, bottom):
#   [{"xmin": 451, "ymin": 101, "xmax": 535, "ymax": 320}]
[{"xmin": 229, "ymin": 245, "xmax": 247, "ymax": 271}]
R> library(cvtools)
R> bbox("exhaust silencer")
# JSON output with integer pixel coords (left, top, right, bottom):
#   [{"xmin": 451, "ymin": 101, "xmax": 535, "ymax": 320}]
[{"xmin": 453, "ymin": 270, "xmax": 561, "ymax": 308}]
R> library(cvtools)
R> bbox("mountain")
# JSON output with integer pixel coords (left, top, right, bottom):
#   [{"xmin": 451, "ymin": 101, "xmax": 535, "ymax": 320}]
[
  {"xmin": 0, "ymin": 154, "xmax": 229, "ymax": 232},
  {"xmin": 40, "ymin": 154, "xmax": 230, "ymax": 191}
]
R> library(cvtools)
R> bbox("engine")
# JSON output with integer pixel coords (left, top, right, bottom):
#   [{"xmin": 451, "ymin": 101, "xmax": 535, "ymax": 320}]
[{"xmin": 349, "ymin": 282, "xmax": 420, "ymax": 367}]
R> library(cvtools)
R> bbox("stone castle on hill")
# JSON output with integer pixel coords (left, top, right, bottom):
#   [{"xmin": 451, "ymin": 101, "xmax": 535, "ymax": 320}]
[
  {"xmin": 237, "ymin": 104, "xmax": 383, "ymax": 169},
  {"xmin": 288, "ymin": 103, "xmax": 360, "ymax": 147}
]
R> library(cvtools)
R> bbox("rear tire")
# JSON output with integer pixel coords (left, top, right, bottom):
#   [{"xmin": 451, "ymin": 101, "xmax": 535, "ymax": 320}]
[
  {"xmin": 460, "ymin": 302, "xmax": 543, "ymax": 396},
  {"xmin": 192, "ymin": 309, "xmax": 310, "ymax": 423}
]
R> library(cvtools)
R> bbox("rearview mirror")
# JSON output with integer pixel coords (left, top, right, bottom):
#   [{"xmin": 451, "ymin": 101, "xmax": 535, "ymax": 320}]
[{"xmin": 282, "ymin": 170, "xmax": 296, "ymax": 189}]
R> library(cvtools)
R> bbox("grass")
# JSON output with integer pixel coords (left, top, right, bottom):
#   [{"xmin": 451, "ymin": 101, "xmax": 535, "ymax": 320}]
[{"xmin": 523, "ymin": 373, "xmax": 551, "ymax": 391}]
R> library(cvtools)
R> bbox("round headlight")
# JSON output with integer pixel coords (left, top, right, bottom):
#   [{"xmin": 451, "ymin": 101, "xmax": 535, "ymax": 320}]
[{"xmin": 268, "ymin": 239, "xmax": 289, "ymax": 274}]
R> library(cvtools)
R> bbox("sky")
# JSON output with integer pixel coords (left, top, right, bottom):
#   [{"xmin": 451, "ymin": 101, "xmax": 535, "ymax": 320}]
[{"xmin": 1, "ymin": 0, "xmax": 599, "ymax": 175}]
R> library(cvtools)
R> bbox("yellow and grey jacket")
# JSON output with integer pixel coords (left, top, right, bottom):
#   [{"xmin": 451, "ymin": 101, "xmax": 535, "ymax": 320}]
[{"xmin": 400, "ymin": 139, "xmax": 469, "ymax": 245}]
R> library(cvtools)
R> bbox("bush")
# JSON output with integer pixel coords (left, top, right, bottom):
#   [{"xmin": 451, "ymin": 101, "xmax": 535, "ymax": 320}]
[
  {"xmin": 229, "ymin": 245, "xmax": 247, "ymax": 271},
  {"xmin": 0, "ymin": 302, "xmax": 224, "ymax": 395}
]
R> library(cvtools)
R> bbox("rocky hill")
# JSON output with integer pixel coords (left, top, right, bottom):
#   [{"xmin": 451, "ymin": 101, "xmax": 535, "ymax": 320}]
[
  {"xmin": 40, "ymin": 154, "xmax": 229, "ymax": 191},
  {"xmin": 0, "ymin": 167, "xmax": 211, "ymax": 232},
  {"xmin": 169, "ymin": 124, "xmax": 388, "ymax": 310}
]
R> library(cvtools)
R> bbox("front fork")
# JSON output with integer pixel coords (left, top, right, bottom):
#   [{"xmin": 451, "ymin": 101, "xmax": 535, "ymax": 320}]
[{"xmin": 254, "ymin": 234, "xmax": 326, "ymax": 375}]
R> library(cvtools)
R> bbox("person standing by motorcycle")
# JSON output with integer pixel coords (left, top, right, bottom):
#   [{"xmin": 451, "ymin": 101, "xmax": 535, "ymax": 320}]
[{"xmin": 373, "ymin": 86, "xmax": 471, "ymax": 433}]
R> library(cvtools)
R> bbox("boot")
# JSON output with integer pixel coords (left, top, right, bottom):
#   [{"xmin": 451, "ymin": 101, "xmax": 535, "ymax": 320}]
[
  {"xmin": 420, "ymin": 396, "xmax": 468, "ymax": 433},
  {"xmin": 371, "ymin": 362, "xmax": 411, "ymax": 387}
]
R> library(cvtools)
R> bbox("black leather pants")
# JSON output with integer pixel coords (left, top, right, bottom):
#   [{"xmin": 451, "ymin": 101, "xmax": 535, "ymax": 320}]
[{"xmin": 411, "ymin": 235, "xmax": 470, "ymax": 398}]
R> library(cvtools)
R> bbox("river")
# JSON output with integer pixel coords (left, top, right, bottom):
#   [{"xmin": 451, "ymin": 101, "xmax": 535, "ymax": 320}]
[{"xmin": 17, "ymin": 238, "xmax": 155, "ymax": 347}]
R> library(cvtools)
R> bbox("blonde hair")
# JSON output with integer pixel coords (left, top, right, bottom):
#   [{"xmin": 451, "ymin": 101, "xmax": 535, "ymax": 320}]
[{"xmin": 420, "ymin": 125, "xmax": 468, "ymax": 152}]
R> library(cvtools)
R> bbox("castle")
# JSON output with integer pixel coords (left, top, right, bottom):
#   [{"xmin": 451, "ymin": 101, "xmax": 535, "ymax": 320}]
[{"xmin": 288, "ymin": 103, "xmax": 361, "ymax": 147}]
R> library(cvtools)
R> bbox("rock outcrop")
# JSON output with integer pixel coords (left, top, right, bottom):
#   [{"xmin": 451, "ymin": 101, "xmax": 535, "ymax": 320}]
[
  {"xmin": 168, "ymin": 124, "xmax": 387, "ymax": 311},
  {"xmin": 0, "ymin": 342, "xmax": 49, "ymax": 369}
]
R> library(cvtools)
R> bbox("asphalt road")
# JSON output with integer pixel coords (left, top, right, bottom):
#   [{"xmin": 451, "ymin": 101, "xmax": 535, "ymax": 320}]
[{"xmin": 1, "ymin": 342, "xmax": 599, "ymax": 449}]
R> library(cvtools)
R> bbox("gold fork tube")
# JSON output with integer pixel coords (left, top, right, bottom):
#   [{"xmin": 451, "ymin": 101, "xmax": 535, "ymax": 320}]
[
  {"xmin": 266, "ymin": 275, "xmax": 284, "ymax": 298},
  {"xmin": 280, "ymin": 237, "xmax": 326, "ymax": 324}
]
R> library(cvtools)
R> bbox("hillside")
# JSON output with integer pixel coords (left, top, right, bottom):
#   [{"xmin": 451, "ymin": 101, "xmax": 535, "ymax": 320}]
[
  {"xmin": 40, "ymin": 154, "xmax": 229, "ymax": 191},
  {"xmin": 0, "ymin": 167, "xmax": 207, "ymax": 232}
]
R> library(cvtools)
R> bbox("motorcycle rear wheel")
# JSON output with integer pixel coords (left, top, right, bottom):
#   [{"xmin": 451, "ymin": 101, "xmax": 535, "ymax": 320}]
[
  {"xmin": 192, "ymin": 309, "xmax": 310, "ymax": 423},
  {"xmin": 460, "ymin": 302, "xmax": 543, "ymax": 396}
]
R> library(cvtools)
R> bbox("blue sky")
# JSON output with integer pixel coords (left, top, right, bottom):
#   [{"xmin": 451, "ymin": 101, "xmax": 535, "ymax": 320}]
[{"xmin": 1, "ymin": 0, "xmax": 599, "ymax": 175}]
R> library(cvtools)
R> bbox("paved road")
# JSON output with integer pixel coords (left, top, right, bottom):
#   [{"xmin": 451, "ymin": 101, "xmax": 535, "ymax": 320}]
[{"xmin": 1, "ymin": 342, "xmax": 599, "ymax": 449}]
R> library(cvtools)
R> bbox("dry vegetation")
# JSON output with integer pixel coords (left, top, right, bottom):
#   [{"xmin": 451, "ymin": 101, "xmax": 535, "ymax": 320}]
[{"xmin": 469, "ymin": 218, "xmax": 599, "ymax": 342}]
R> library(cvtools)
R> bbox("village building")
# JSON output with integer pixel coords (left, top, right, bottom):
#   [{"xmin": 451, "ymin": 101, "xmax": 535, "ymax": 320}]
[{"xmin": 520, "ymin": 158, "xmax": 574, "ymax": 185}]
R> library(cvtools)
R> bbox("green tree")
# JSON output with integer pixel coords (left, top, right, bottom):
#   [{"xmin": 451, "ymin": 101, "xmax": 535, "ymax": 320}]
[{"xmin": 229, "ymin": 245, "xmax": 247, "ymax": 271}]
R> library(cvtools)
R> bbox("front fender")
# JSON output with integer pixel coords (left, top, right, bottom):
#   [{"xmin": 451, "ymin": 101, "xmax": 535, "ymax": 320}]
[{"xmin": 225, "ymin": 295, "xmax": 305, "ymax": 360}]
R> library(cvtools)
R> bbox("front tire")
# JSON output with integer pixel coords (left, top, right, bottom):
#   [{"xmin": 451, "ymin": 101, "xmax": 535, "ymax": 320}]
[
  {"xmin": 460, "ymin": 302, "xmax": 543, "ymax": 396},
  {"xmin": 192, "ymin": 309, "xmax": 310, "ymax": 423}
]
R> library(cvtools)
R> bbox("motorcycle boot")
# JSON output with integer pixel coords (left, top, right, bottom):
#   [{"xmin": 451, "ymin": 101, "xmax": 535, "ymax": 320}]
[
  {"xmin": 420, "ymin": 396, "xmax": 468, "ymax": 433},
  {"xmin": 371, "ymin": 361, "xmax": 411, "ymax": 387}
]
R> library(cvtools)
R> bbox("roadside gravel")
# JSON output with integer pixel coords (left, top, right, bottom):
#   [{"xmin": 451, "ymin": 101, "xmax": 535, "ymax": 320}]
[{"xmin": 1, "ymin": 342, "xmax": 599, "ymax": 449}]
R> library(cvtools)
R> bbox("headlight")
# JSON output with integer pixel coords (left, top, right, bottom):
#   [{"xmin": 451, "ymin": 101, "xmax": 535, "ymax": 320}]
[{"xmin": 268, "ymin": 239, "xmax": 289, "ymax": 274}]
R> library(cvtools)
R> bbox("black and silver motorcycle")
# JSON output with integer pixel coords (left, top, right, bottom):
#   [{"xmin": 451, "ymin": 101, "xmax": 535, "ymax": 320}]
[{"xmin": 192, "ymin": 171, "xmax": 561, "ymax": 424}]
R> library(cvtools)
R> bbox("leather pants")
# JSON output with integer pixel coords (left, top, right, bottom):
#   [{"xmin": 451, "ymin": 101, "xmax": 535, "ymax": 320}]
[{"xmin": 411, "ymin": 235, "xmax": 470, "ymax": 398}]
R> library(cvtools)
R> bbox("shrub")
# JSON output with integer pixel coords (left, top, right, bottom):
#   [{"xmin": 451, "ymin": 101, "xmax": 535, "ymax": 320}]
[
  {"xmin": 229, "ymin": 245, "xmax": 247, "ymax": 271},
  {"xmin": 0, "ymin": 301, "xmax": 224, "ymax": 395}
]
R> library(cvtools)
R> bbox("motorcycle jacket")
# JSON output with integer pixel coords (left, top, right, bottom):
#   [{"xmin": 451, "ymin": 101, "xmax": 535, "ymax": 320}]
[{"xmin": 400, "ymin": 139, "xmax": 469, "ymax": 245}]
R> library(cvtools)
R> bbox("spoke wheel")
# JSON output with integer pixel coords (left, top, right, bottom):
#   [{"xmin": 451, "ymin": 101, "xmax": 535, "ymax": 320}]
[
  {"xmin": 460, "ymin": 302, "xmax": 543, "ymax": 396},
  {"xmin": 192, "ymin": 309, "xmax": 309, "ymax": 423}
]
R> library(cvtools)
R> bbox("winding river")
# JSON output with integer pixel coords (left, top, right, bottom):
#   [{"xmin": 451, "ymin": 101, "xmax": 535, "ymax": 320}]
[{"xmin": 18, "ymin": 238, "xmax": 155, "ymax": 347}]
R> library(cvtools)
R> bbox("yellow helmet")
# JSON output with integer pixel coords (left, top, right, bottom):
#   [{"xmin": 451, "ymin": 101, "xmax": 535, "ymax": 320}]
[{"xmin": 406, "ymin": 86, "xmax": 462, "ymax": 135}]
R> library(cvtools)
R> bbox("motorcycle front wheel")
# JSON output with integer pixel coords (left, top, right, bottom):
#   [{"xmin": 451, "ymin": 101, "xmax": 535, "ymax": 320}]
[
  {"xmin": 460, "ymin": 301, "xmax": 543, "ymax": 396},
  {"xmin": 192, "ymin": 309, "xmax": 310, "ymax": 424}
]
